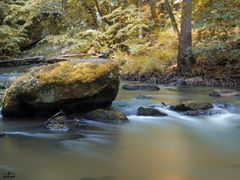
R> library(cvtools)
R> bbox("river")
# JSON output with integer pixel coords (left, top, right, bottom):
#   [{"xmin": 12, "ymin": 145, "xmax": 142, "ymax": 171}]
[{"xmin": 0, "ymin": 67, "xmax": 240, "ymax": 180}]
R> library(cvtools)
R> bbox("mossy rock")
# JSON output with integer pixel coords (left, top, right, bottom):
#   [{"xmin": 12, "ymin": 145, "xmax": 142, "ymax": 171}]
[
  {"xmin": 122, "ymin": 83, "xmax": 160, "ymax": 91},
  {"xmin": 84, "ymin": 109, "xmax": 128, "ymax": 123},
  {"xmin": 170, "ymin": 101, "xmax": 213, "ymax": 112},
  {"xmin": 137, "ymin": 107, "xmax": 167, "ymax": 116},
  {"xmin": 0, "ymin": 91, "xmax": 4, "ymax": 107},
  {"xmin": 2, "ymin": 61, "xmax": 120, "ymax": 117}
]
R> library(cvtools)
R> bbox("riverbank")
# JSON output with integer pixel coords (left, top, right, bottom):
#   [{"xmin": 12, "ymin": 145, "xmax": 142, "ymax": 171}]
[
  {"xmin": 120, "ymin": 59, "xmax": 240, "ymax": 88},
  {"xmin": 1, "ymin": 53, "xmax": 239, "ymax": 89}
]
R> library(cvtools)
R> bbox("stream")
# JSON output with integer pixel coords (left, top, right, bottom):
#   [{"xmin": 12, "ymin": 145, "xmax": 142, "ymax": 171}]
[{"xmin": 0, "ymin": 66, "xmax": 240, "ymax": 180}]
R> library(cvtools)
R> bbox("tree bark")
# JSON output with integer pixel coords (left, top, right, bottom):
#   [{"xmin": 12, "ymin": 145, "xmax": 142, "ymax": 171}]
[
  {"xmin": 177, "ymin": 0, "xmax": 193, "ymax": 74},
  {"xmin": 94, "ymin": 0, "xmax": 111, "ymax": 25},
  {"xmin": 164, "ymin": 0, "xmax": 179, "ymax": 38},
  {"xmin": 137, "ymin": 0, "xmax": 143, "ymax": 39},
  {"xmin": 150, "ymin": 0, "xmax": 159, "ymax": 23}
]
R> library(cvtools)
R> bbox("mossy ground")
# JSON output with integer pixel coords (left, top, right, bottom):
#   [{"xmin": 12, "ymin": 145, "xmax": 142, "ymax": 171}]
[{"xmin": 112, "ymin": 30, "xmax": 178, "ymax": 76}]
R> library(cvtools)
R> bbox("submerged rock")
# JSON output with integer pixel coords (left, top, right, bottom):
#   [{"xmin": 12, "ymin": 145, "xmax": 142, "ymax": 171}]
[
  {"xmin": 135, "ymin": 95, "xmax": 153, "ymax": 100},
  {"xmin": 137, "ymin": 107, "xmax": 167, "ymax": 116},
  {"xmin": 84, "ymin": 109, "xmax": 128, "ymax": 123},
  {"xmin": 122, "ymin": 83, "xmax": 160, "ymax": 91},
  {"xmin": 45, "ymin": 111, "xmax": 88, "ymax": 131},
  {"xmin": 2, "ymin": 61, "xmax": 119, "ymax": 117},
  {"xmin": 45, "ymin": 111, "xmax": 68, "ymax": 124},
  {"xmin": 46, "ymin": 123, "xmax": 70, "ymax": 132},
  {"xmin": 209, "ymin": 90, "xmax": 240, "ymax": 97},
  {"xmin": 45, "ymin": 111, "xmax": 70, "ymax": 132},
  {"xmin": 80, "ymin": 176, "xmax": 115, "ymax": 180},
  {"xmin": 184, "ymin": 109, "xmax": 224, "ymax": 116},
  {"xmin": 0, "ymin": 132, "xmax": 5, "ymax": 137},
  {"xmin": 170, "ymin": 101, "xmax": 213, "ymax": 112}
]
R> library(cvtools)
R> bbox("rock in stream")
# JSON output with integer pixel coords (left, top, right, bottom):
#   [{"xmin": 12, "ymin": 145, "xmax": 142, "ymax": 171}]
[
  {"xmin": 2, "ymin": 61, "xmax": 120, "ymax": 117},
  {"xmin": 137, "ymin": 107, "xmax": 167, "ymax": 116},
  {"xmin": 84, "ymin": 109, "xmax": 128, "ymax": 123}
]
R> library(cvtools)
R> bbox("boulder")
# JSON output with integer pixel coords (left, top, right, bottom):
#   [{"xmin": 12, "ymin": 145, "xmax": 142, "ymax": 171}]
[
  {"xmin": 170, "ymin": 101, "xmax": 213, "ymax": 112},
  {"xmin": 84, "ymin": 109, "xmax": 128, "ymax": 123},
  {"xmin": 137, "ymin": 107, "xmax": 167, "ymax": 116},
  {"xmin": 122, "ymin": 83, "xmax": 160, "ymax": 91},
  {"xmin": 209, "ymin": 89, "xmax": 240, "ymax": 97},
  {"xmin": 2, "ymin": 61, "xmax": 119, "ymax": 117}
]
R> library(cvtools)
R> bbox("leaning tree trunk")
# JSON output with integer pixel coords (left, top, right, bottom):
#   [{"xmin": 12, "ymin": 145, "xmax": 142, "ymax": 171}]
[
  {"xmin": 150, "ymin": 0, "xmax": 159, "ymax": 23},
  {"xmin": 177, "ymin": 0, "xmax": 193, "ymax": 74},
  {"xmin": 137, "ymin": 0, "xmax": 143, "ymax": 39},
  {"xmin": 164, "ymin": 0, "xmax": 179, "ymax": 38}
]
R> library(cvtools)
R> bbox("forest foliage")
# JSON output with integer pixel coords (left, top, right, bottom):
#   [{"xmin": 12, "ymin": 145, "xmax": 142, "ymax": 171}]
[{"xmin": 0, "ymin": 0, "xmax": 239, "ymax": 74}]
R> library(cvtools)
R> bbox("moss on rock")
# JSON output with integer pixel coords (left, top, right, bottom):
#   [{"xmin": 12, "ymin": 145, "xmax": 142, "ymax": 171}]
[
  {"xmin": 170, "ymin": 101, "xmax": 213, "ymax": 112},
  {"xmin": 2, "ymin": 61, "xmax": 120, "ymax": 117},
  {"xmin": 84, "ymin": 109, "xmax": 128, "ymax": 123}
]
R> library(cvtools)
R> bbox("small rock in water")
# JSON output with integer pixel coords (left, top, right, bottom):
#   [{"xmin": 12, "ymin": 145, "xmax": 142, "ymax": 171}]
[
  {"xmin": 0, "ymin": 132, "xmax": 5, "ymax": 137},
  {"xmin": 80, "ymin": 175, "xmax": 115, "ymax": 180},
  {"xmin": 122, "ymin": 83, "xmax": 160, "ymax": 91},
  {"xmin": 46, "ymin": 111, "xmax": 68, "ymax": 125},
  {"xmin": 184, "ymin": 109, "xmax": 224, "ymax": 116},
  {"xmin": 214, "ymin": 103, "xmax": 228, "ymax": 109},
  {"xmin": 84, "ymin": 109, "xmax": 128, "ymax": 123},
  {"xmin": 170, "ymin": 101, "xmax": 213, "ymax": 112},
  {"xmin": 137, "ymin": 107, "xmax": 167, "ymax": 116},
  {"xmin": 136, "ymin": 95, "xmax": 153, "ymax": 100},
  {"xmin": 209, "ymin": 90, "xmax": 240, "ymax": 97},
  {"xmin": 45, "ymin": 111, "xmax": 70, "ymax": 132},
  {"xmin": 46, "ymin": 123, "xmax": 69, "ymax": 132}
]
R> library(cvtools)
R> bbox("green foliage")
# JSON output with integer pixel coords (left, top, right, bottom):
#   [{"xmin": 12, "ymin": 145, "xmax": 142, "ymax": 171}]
[
  {"xmin": 0, "ymin": 25, "xmax": 25, "ymax": 55},
  {"xmin": 0, "ymin": 0, "xmax": 239, "ymax": 79},
  {"xmin": 193, "ymin": 0, "xmax": 240, "ymax": 62},
  {"xmin": 30, "ymin": 3, "xmax": 150, "ymax": 56},
  {"xmin": 113, "ymin": 30, "xmax": 178, "ymax": 75}
]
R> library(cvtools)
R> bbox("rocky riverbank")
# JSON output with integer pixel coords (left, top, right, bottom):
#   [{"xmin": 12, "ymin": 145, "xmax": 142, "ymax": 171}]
[
  {"xmin": 120, "ymin": 59, "xmax": 240, "ymax": 88},
  {"xmin": 121, "ymin": 72, "xmax": 240, "ymax": 88}
]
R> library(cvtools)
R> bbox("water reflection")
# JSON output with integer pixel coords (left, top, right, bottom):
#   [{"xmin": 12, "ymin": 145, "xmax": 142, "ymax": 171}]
[{"xmin": 0, "ymin": 80, "xmax": 240, "ymax": 180}]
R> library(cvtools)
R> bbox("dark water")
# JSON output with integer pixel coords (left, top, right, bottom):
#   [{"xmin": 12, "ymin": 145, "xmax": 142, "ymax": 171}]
[{"xmin": 0, "ymin": 68, "xmax": 240, "ymax": 180}]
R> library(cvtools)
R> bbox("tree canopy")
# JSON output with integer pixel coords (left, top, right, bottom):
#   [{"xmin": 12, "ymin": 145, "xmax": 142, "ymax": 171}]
[{"xmin": 0, "ymin": 0, "xmax": 239, "ymax": 75}]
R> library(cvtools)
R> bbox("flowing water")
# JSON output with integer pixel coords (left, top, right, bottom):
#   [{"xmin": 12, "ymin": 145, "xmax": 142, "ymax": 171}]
[{"xmin": 0, "ymin": 67, "xmax": 240, "ymax": 180}]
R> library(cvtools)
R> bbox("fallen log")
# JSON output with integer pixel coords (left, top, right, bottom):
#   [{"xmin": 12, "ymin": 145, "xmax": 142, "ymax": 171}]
[{"xmin": 0, "ymin": 56, "xmax": 66, "ymax": 68}]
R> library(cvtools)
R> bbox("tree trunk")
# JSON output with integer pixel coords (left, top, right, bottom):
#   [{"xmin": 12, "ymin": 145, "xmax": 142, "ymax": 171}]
[
  {"xmin": 164, "ymin": 0, "xmax": 179, "ymax": 38},
  {"xmin": 150, "ymin": 0, "xmax": 159, "ymax": 23},
  {"xmin": 177, "ymin": 0, "xmax": 193, "ymax": 74},
  {"xmin": 137, "ymin": 0, "xmax": 143, "ymax": 39},
  {"xmin": 94, "ymin": 0, "xmax": 111, "ymax": 25}
]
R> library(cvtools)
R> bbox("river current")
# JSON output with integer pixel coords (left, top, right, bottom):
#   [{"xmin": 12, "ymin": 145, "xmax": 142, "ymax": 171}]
[{"xmin": 0, "ymin": 67, "xmax": 240, "ymax": 180}]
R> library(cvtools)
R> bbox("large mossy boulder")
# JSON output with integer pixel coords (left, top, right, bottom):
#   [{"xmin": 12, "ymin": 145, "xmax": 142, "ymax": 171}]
[{"xmin": 2, "ymin": 61, "xmax": 119, "ymax": 117}]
